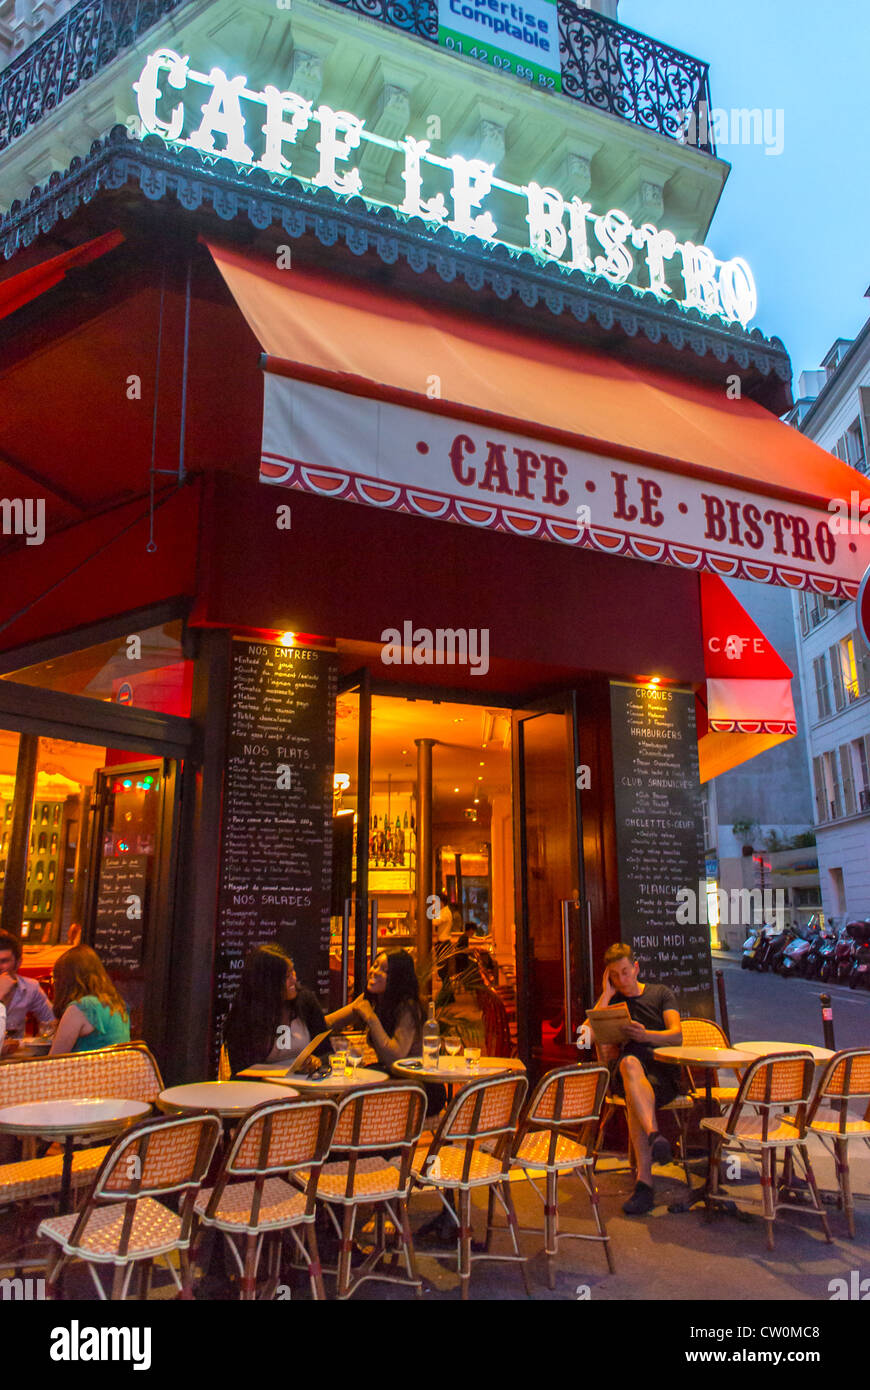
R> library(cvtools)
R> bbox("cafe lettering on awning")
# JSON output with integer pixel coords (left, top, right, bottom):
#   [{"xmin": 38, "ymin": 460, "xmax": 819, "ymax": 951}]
[{"xmin": 134, "ymin": 49, "xmax": 757, "ymax": 328}]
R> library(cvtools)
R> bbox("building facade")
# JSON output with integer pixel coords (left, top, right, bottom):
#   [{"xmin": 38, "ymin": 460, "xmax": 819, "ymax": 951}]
[
  {"xmin": 1, "ymin": 0, "xmax": 866, "ymax": 1082},
  {"xmin": 785, "ymin": 300, "xmax": 870, "ymax": 925}
]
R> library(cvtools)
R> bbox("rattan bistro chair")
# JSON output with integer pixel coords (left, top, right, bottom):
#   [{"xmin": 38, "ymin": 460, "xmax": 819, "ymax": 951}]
[
  {"xmin": 510, "ymin": 1065, "xmax": 614, "ymax": 1289},
  {"xmin": 411, "ymin": 1070, "xmax": 530, "ymax": 1300},
  {"xmin": 38, "ymin": 1112, "xmax": 221, "ymax": 1300},
  {"xmin": 680, "ymin": 1017, "xmax": 739, "ymax": 1109},
  {"xmin": 316, "ymin": 1082, "xmax": 427, "ymax": 1300},
  {"xmin": 789, "ymin": 1047, "xmax": 870, "ymax": 1238},
  {"xmin": 701, "ymin": 1051, "xmax": 833, "ymax": 1250},
  {"xmin": 194, "ymin": 1095, "xmax": 337, "ymax": 1299}
]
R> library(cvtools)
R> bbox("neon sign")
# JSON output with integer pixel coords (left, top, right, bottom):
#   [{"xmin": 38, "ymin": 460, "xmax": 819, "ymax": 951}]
[{"xmin": 134, "ymin": 49, "xmax": 758, "ymax": 327}]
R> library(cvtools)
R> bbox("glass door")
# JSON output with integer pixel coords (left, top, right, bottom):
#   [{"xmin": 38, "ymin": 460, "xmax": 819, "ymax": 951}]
[
  {"xmin": 331, "ymin": 670, "xmax": 371, "ymax": 1005},
  {"xmin": 83, "ymin": 758, "xmax": 179, "ymax": 1052},
  {"xmin": 512, "ymin": 694, "xmax": 589, "ymax": 1075}
]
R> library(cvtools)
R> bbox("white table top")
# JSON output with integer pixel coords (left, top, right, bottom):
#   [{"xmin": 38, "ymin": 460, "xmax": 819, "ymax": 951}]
[
  {"xmin": 271, "ymin": 1066, "xmax": 385, "ymax": 1093},
  {"xmin": 0, "ymin": 1097, "xmax": 150, "ymax": 1137},
  {"xmin": 734, "ymin": 1041, "xmax": 835, "ymax": 1063},
  {"xmin": 157, "ymin": 1081, "xmax": 295, "ymax": 1117},
  {"xmin": 393, "ymin": 1055, "xmax": 525, "ymax": 1083},
  {"xmin": 654, "ymin": 1045, "xmax": 751, "ymax": 1069}
]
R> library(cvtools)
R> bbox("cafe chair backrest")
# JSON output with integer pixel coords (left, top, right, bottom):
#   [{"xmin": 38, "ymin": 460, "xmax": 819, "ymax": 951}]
[
  {"xmin": 728, "ymin": 1052, "xmax": 815, "ymax": 1140},
  {"xmin": 809, "ymin": 1048, "xmax": 870, "ymax": 1130},
  {"xmin": 524, "ymin": 1064, "xmax": 609, "ymax": 1129},
  {"xmin": 680, "ymin": 1017, "xmax": 730, "ymax": 1048},
  {"xmin": 331, "ymin": 1082, "xmax": 426, "ymax": 1152},
  {"xmin": 226, "ymin": 1096, "xmax": 337, "ymax": 1178},
  {"xmin": 97, "ymin": 1112, "xmax": 221, "ymax": 1199},
  {"xmin": 0, "ymin": 1042, "xmax": 163, "ymax": 1109},
  {"xmin": 440, "ymin": 1072, "xmax": 528, "ymax": 1146}
]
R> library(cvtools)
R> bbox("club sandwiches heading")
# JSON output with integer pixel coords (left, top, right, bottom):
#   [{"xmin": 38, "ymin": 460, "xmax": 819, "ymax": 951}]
[{"xmin": 134, "ymin": 49, "xmax": 757, "ymax": 328}]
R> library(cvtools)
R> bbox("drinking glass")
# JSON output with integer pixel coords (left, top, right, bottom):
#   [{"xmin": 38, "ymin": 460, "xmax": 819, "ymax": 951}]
[
  {"xmin": 463, "ymin": 1046, "xmax": 481, "ymax": 1072},
  {"xmin": 346, "ymin": 1040, "xmax": 364, "ymax": 1078},
  {"xmin": 330, "ymin": 1049, "xmax": 348, "ymax": 1077},
  {"xmin": 444, "ymin": 1033, "xmax": 462, "ymax": 1060},
  {"xmin": 422, "ymin": 1036, "xmax": 441, "ymax": 1069}
]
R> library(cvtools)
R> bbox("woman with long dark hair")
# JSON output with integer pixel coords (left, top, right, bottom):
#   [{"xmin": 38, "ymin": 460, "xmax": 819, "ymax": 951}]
[
  {"xmin": 49, "ymin": 945, "xmax": 130, "ymax": 1054},
  {"xmin": 224, "ymin": 943, "xmax": 331, "ymax": 1076},
  {"xmin": 327, "ymin": 948, "xmax": 423, "ymax": 1068}
]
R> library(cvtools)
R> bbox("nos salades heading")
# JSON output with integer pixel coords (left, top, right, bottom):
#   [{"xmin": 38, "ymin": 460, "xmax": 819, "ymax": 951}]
[{"xmin": 134, "ymin": 49, "xmax": 757, "ymax": 328}]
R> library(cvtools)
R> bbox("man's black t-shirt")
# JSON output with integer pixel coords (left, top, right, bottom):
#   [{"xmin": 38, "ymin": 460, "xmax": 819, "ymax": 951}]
[{"xmin": 609, "ymin": 982, "xmax": 682, "ymax": 1099}]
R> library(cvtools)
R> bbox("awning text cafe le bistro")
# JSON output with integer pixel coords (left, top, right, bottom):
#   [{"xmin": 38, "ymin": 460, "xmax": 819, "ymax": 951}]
[{"xmin": 0, "ymin": 44, "xmax": 867, "ymax": 1084}]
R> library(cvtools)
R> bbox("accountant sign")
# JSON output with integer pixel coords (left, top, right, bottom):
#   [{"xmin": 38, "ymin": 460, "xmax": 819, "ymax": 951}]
[{"xmin": 437, "ymin": 0, "xmax": 562, "ymax": 90}]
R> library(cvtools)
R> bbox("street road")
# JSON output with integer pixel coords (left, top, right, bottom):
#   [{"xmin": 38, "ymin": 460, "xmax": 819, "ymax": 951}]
[{"xmin": 713, "ymin": 951, "xmax": 870, "ymax": 1050}]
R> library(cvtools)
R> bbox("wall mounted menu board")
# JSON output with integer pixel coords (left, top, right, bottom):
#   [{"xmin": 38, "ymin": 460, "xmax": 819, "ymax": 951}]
[
  {"xmin": 214, "ymin": 639, "xmax": 338, "ymax": 1055},
  {"xmin": 610, "ymin": 682, "xmax": 713, "ymax": 1016},
  {"xmin": 93, "ymin": 854, "xmax": 148, "ymax": 972}
]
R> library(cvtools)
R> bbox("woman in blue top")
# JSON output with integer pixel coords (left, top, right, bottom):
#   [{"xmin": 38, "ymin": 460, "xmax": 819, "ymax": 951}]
[{"xmin": 49, "ymin": 945, "xmax": 130, "ymax": 1054}]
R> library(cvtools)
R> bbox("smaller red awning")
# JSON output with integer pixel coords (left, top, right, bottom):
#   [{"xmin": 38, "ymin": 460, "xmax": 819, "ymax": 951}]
[
  {"xmin": 0, "ymin": 229, "xmax": 124, "ymax": 321},
  {"xmin": 698, "ymin": 573, "xmax": 797, "ymax": 781}
]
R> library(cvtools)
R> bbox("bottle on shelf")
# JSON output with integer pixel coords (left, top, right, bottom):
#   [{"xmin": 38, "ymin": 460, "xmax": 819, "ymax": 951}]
[{"xmin": 50, "ymin": 832, "xmax": 58, "ymax": 854}]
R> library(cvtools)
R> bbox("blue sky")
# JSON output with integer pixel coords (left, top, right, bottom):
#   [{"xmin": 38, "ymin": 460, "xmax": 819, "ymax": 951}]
[{"xmin": 620, "ymin": 0, "xmax": 869, "ymax": 389}]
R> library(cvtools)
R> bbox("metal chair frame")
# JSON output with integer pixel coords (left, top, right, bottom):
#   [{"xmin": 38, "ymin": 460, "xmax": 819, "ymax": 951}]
[
  {"xmin": 196, "ymin": 1095, "xmax": 337, "ymax": 1300},
  {"xmin": 40, "ymin": 1111, "xmax": 221, "ymax": 1300},
  {"xmin": 412, "ymin": 1069, "xmax": 530, "ymax": 1300},
  {"xmin": 509, "ymin": 1064, "xmax": 614, "ymax": 1289},
  {"xmin": 701, "ymin": 1050, "xmax": 832, "ymax": 1250},
  {"xmin": 316, "ymin": 1081, "xmax": 427, "ymax": 1300}
]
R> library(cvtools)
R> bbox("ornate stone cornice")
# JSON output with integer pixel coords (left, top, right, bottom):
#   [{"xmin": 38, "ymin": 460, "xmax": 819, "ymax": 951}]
[{"xmin": 0, "ymin": 126, "xmax": 791, "ymax": 391}]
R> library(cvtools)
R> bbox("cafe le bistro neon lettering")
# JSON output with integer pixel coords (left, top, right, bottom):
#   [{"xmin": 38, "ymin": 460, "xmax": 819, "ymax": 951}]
[{"xmin": 134, "ymin": 49, "xmax": 758, "ymax": 328}]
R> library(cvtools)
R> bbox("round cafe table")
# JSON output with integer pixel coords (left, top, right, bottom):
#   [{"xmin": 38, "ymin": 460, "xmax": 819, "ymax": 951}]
[
  {"xmin": 0, "ymin": 1097, "xmax": 151, "ymax": 1213},
  {"xmin": 157, "ymin": 1081, "xmax": 295, "ymax": 1118},
  {"xmin": 238, "ymin": 1063, "xmax": 386, "ymax": 1095},
  {"xmin": 654, "ymin": 1045, "xmax": 752, "ymax": 1214},
  {"xmin": 392, "ymin": 1055, "xmax": 525, "ymax": 1086},
  {"xmin": 733, "ymin": 1041, "xmax": 835, "ymax": 1065}
]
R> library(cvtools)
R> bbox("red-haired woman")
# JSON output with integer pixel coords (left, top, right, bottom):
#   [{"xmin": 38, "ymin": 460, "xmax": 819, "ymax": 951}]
[{"xmin": 49, "ymin": 945, "xmax": 130, "ymax": 1055}]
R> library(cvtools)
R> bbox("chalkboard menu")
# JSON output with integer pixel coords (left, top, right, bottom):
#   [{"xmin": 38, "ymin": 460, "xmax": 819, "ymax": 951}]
[
  {"xmin": 214, "ymin": 640, "xmax": 338, "ymax": 1052},
  {"xmin": 93, "ymin": 854, "xmax": 148, "ymax": 971},
  {"xmin": 610, "ymin": 682, "xmax": 713, "ymax": 1015}
]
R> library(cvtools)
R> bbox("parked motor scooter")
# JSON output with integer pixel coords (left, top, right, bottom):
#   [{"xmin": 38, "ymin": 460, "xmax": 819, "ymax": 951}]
[
  {"xmin": 741, "ymin": 923, "xmax": 766, "ymax": 970},
  {"xmin": 847, "ymin": 920, "xmax": 870, "ymax": 989},
  {"xmin": 817, "ymin": 920, "xmax": 840, "ymax": 982},
  {"xmin": 779, "ymin": 920, "xmax": 819, "ymax": 977},
  {"xmin": 756, "ymin": 922, "xmax": 795, "ymax": 973},
  {"xmin": 834, "ymin": 923, "xmax": 859, "ymax": 984},
  {"xmin": 802, "ymin": 917, "xmax": 833, "ymax": 980}
]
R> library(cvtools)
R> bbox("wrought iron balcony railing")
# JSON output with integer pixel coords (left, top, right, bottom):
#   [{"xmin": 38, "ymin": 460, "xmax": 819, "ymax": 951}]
[{"xmin": 0, "ymin": 0, "xmax": 715, "ymax": 156}]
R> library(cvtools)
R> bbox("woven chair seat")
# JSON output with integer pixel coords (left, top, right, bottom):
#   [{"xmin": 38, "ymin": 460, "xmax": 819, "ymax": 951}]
[
  {"xmin": 511, "ymin": 1131, "xmax": 589, "ymax": 1170},
  {"xmin": 39, "ymin": 1197, "xmax": 184, "ymax": 1262},
  {"xmin": 796, "ymin": 1109, "xmax": 870, "ymax": 1137},
  {"xmin": 0, "ymin": 1146, "xmax": 109, "ymax": 1206},
  {"xmin": 412, "ymin": 1143, "xmax": 503, "ymax": 1189},
  {"xmin": 607, "ymin": 1093, "xmax": 694, "ymax": 1112},
  {"xmin": 700, "ymin": 1114, "xmax": 802, "ymax": 1146},
  {"xmin": 691, "ymin": 1087, "xmax": 738, "ymax": 1105},
  {"xmin": 195, "ymin": 1177, "xmax": 309, "ymax": 1232},
  {"xmin": 317, "ymin": 1155, "xmax": 404, "ymax": 1202}
]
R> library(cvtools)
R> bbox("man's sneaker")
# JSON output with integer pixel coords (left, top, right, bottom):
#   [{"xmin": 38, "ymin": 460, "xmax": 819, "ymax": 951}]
[
  {"xmin": 648, "ymin": 1131, "xmax": 672, "ymax": 1165},
  {"xmin": 622, "ymin": 1181, "xmax": 655, "ymax": 1216}
]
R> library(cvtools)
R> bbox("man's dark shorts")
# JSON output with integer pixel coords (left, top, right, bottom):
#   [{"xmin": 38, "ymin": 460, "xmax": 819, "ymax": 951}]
[{"xmin": 609, "ymin": 1043, "xmax": 684, "ymax": 1105}]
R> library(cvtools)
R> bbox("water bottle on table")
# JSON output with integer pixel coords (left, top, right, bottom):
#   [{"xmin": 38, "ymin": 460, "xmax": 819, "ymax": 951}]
[{"xmin": 422, "ymin": 1001, "xmax": 441, "ymax": 1069}]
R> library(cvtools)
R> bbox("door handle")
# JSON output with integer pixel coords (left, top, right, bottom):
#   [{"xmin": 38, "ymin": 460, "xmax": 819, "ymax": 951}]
[
  {"xmin": 369, "ymin": 896, "xmax": 379, "ymax": 965},
  {"xmin": 561, "ymin": 900, "xmax": 575, "ymax": 1041},
  {"xmin": 586, "ymin": 899, "xmax": 594, "ymax": 1009}
]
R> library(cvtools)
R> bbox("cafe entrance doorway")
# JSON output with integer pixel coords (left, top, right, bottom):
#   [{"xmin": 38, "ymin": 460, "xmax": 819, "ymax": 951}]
[{"xmin": 330, "ymin": 683, "xmax": 591, "ymax": 1073}]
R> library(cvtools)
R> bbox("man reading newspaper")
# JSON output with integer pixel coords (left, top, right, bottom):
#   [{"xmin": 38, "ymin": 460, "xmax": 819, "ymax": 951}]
[{"xmin": 593, "ymin": 942, "xmax": 683, "ymax": 1215}]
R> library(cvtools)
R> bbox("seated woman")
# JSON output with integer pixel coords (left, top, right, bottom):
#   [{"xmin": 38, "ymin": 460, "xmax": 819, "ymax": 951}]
[
  {"xmin": 49, "ymin": 945, "xmax": 130, "ymax": 1055},
  {"xmin": 327, "ymin": 949, "xmax": 423, "ymax": 1070},
  {"xmin": 224, "ymin": 943, "xmax": 331, "ymax": 1076}
]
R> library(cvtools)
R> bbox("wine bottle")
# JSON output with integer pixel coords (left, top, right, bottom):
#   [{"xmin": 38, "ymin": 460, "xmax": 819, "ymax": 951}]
[{"xmin": 403, "ymin": 811, "xmax": 408, "ymax": 829}]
